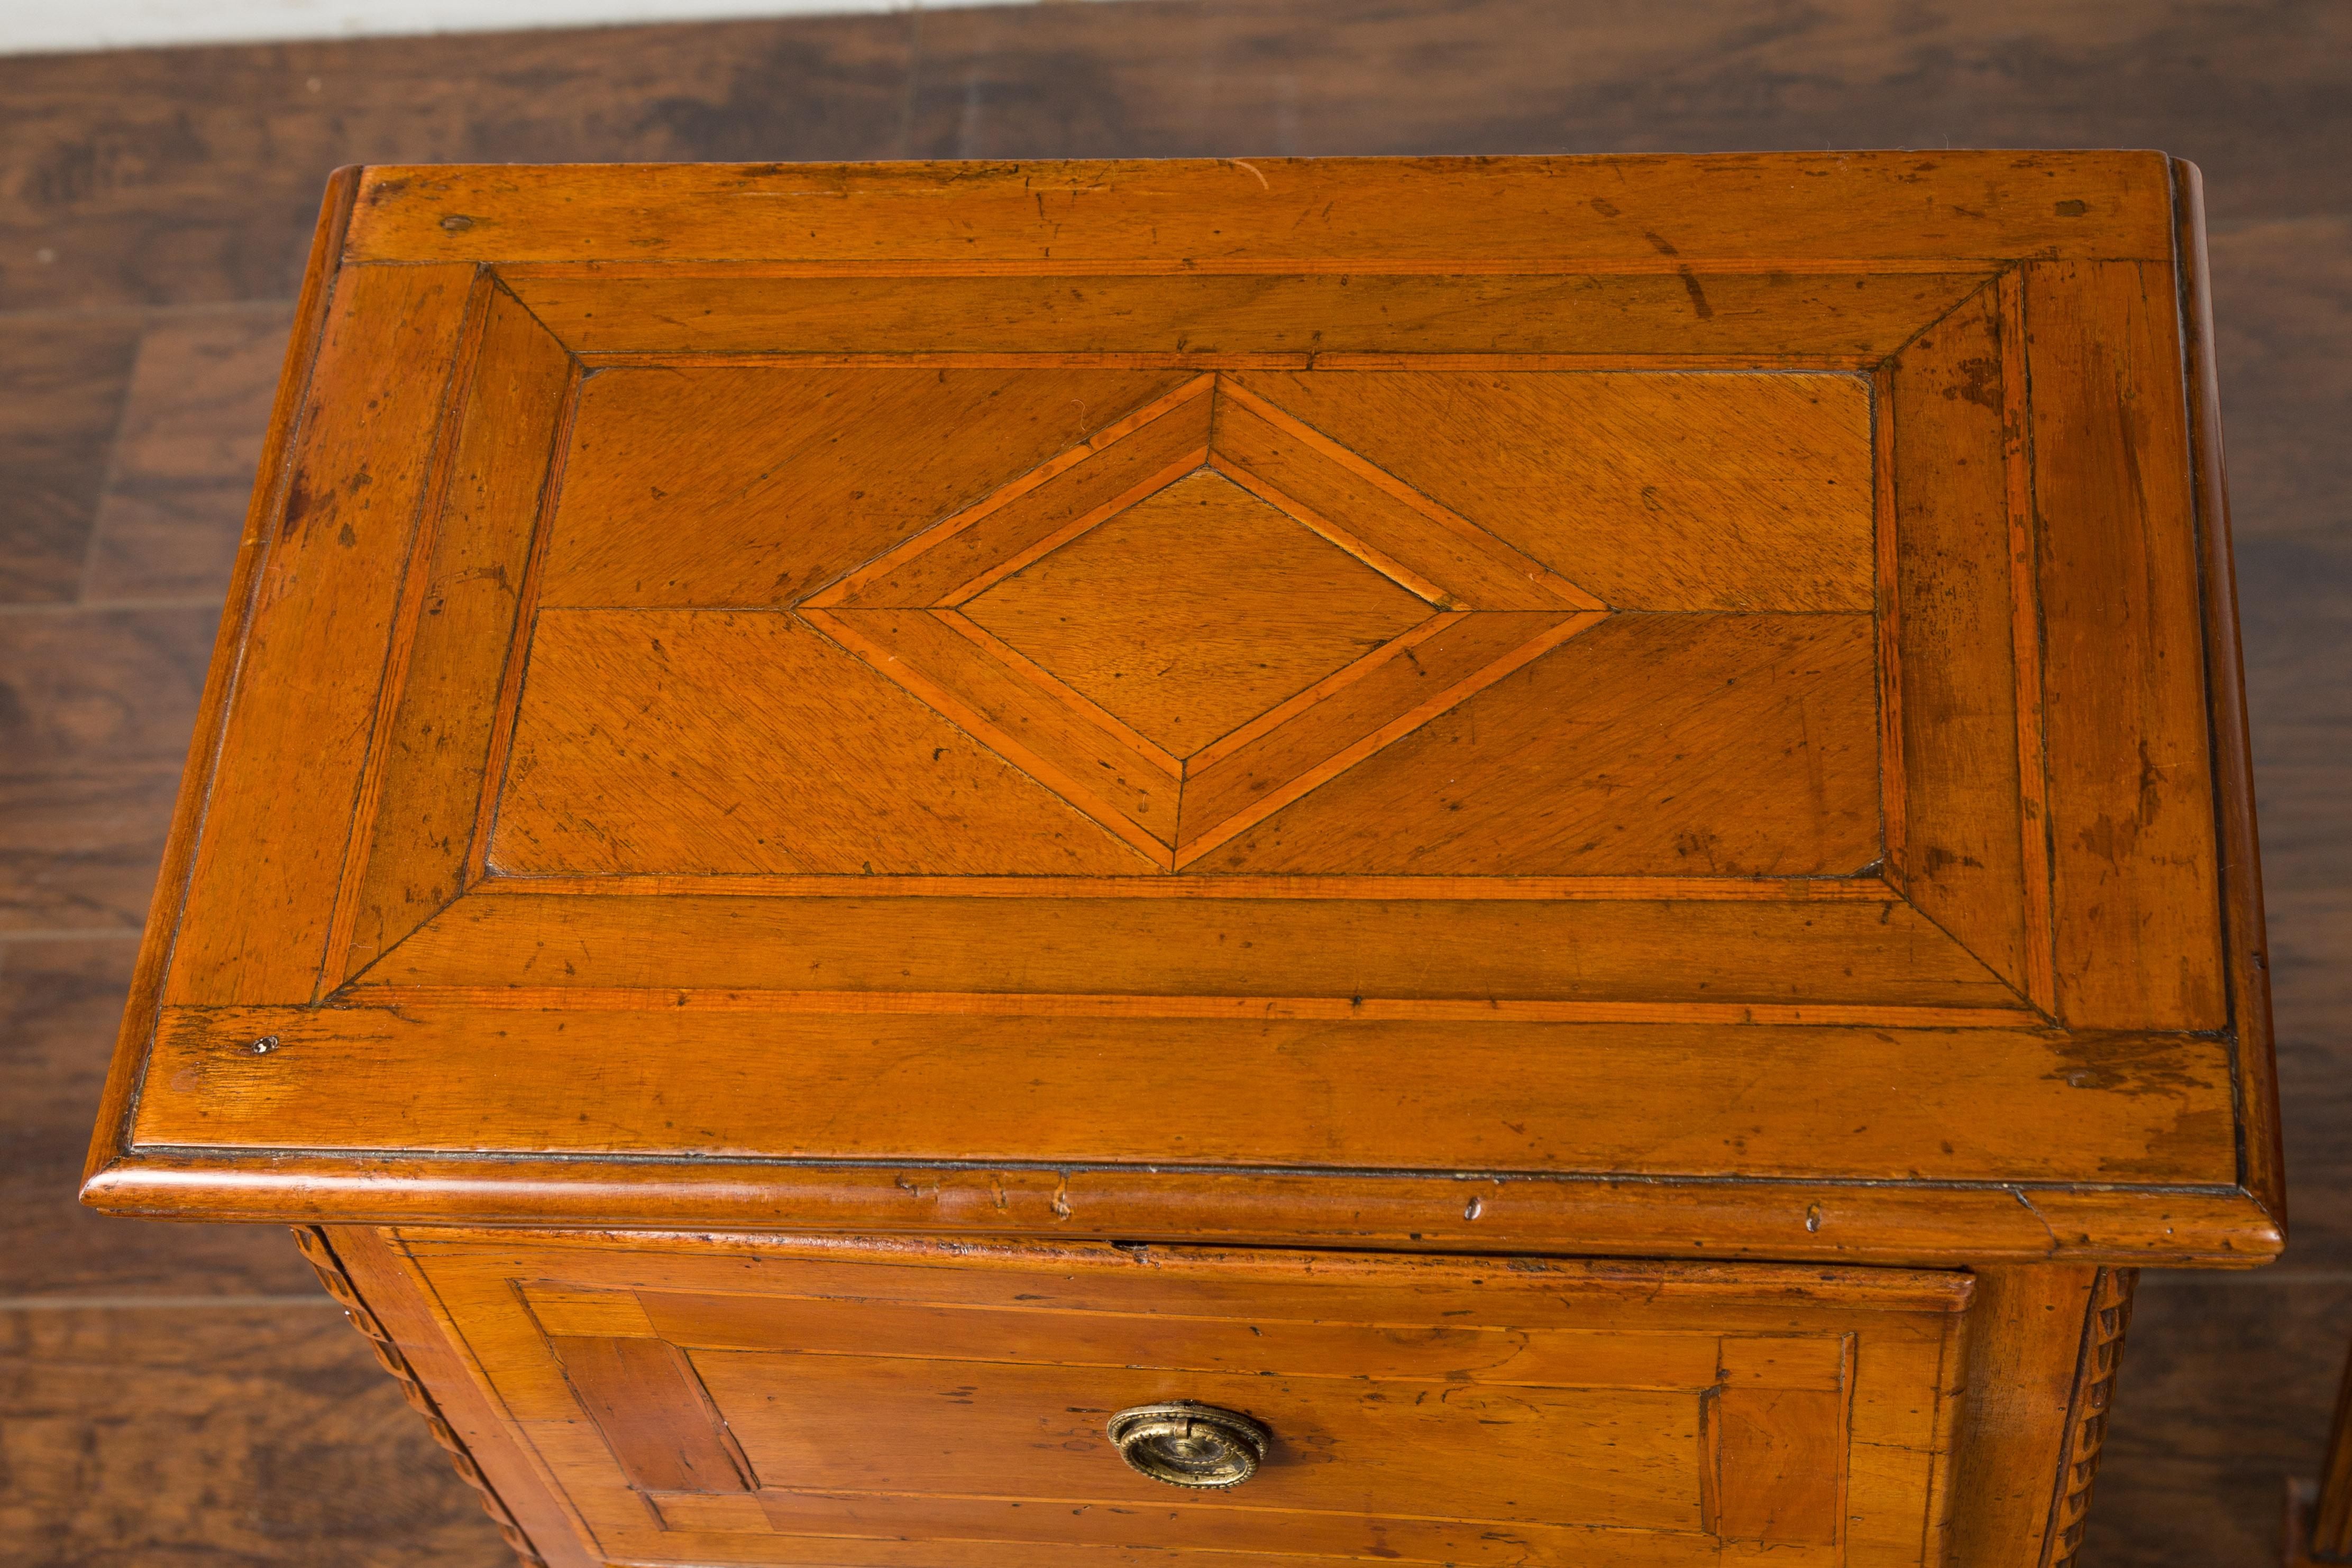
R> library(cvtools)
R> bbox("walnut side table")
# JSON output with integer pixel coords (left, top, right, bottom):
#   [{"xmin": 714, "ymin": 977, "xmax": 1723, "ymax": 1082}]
[{"xmin": 85, "ymin": 152, "xmax": 2279, "ymax": 1568}]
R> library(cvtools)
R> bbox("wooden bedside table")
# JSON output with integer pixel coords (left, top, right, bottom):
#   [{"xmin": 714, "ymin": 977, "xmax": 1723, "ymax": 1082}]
[{"xmin": 84, "ymin": 152, "xmax": 2278, "ymax": 1568}]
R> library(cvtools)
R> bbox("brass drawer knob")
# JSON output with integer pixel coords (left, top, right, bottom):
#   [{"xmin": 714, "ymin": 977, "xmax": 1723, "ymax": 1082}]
[{"xmin": 1107, "ymin": 1402, "xmax": 1269, "ymax": 1489}]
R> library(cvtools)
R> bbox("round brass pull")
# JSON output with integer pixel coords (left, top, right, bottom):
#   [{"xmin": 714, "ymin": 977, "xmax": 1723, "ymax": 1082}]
[{"xmin": 1107, "ymin": 1402, "xmax": 1269, "ymax": 1489}]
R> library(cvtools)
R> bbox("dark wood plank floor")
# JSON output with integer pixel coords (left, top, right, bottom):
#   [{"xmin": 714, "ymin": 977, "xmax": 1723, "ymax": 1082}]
[{"xmin": 1, "ymin": 3, "xmax": 2344, "ymax": 1563}]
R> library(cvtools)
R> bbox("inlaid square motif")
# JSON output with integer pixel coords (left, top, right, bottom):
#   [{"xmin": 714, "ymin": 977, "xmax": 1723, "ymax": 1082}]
[{"xmin": 802, "ymin": 374, "xmax": 1607, "ymax": 868}]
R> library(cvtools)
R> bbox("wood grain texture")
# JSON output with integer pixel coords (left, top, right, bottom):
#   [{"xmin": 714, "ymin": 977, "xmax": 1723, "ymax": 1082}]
[
  {"xmin": 81, "ymin": 167, "xmax": 364, "ymax": 1200},
  {"xmin": 336, "ymin": 288, "xmax": 574, "ymax": 980},
  {"xmin": 1224, "ymin": 369, "xmax": 1875, "ymax": 611},
  {"xmin": 722, "ymin": 1487, "xmax": 1711, "ymax": 1566},
  {"xmin": 331, "ymin": 1225, "xmax": 594, "ymax": 1568},
  {"xmin": 85, "ymin": 1151, "xmax": 2281, "ymax": 1267},
  {"xmin": 346, "ymin": 153, "xmax": 2176, "ymax": 268},
  {"xmin": 161, "ymin": 261, "xmax": 480, "ymax": 1004},
  {"xmin": 385, "ymin": 1232, "xmax": 1964, "ymax": 1567},
  {"xmin": 800, "ymin": 605, "xmax": 1183, "ymax": 861},
  {"xmin": 813, "ymin": 373, "xmax": 1213, "ymax": 611},
  {"xmin": 0, "ymin": 1300, "xmax": 509, "ymax": 1567},
  {"xmin": 306, "ymin": 988, "xmax": 2028, "ymax": 1030},
  {"xmin": 489, "ymin": 609, "xmax": 1158, "ymax": 875},
  {"xmin": 354, "ymin": 885, "xmax": 2018, "ymax": 1006},
  {"xmin": 1, "ymin": 938, "xmax": 313, "ymax": 1295},
  {"xmin": 1942, "ymin": 1266, "xmax": 2101, "ymax": 1568},
  {"xmin": 800, "ymin": 371, "xmax": 1613, "ymax": 863},
  {"xmin": 2024, "ymin": 259, "xmax": 2226, "ymax": 1032},
  {"xmin": 0, "ymin": 604, "xmax": 218, "ymax": 931},
  {"xmin": 711, "ymin": 1353, "xmax": 1704, "ymax": 1525},
  {"xmin": 1206, "ymin": 379, "xmax": 1600, "ymax": 611},
  {"xmin": 72, "ymin": 153, "xmax": 2276, "ymax": 1455},
  {"xmin": 1882, "ymin": 280, "xmax": 2037, "ymax": 1002},
  {"xmin": 959, "ymin": 469, "xmax": 1429, "ymax": 754},
  {"xmin": 0, "ymin": 312, "xmax": 141, "ymax": 603},
  {"xmin": 81, "ymin": 306, "xmax": 294, "ymax": 601},
  {"xmin": 1203, "ymin": 612, "xmax": 1883, "ymax": 877},
  {"xmin": 609, "ymin": 1284, "xmax": 1735, "ymax": 1383},
  {"xmin": 550, "ymin": 1335, "xmax": 751, "ymax": 1494},
  {"xmin": 411, "ymin": 1228, "xmax": 1978, "ymax": 1313},
  {"xmin": 2174, "ymin": 158, "xmax": 2286, "ymax": 1228},
  {"xmin": 507, "ymin": 268, "xmax": 1997, "ymax": 360},
  {"xmin": 133, "ymin": 1003, "xmax": 2234, "ymax": 1190},
  {"xmin": 294, "ymin": 1228, "xmax": 549, "ymax": 1564},
  {"xmin": 1713, "ymin": 1387, "xmax": 1846, "ymax": 1545},
  {"xmin": 543, "ymin": 365, "xmax": 1192, "ymax": 610},
  {"xmin": 1176, "ymin": 610, "xmax": 1600, "ymax": 856}
]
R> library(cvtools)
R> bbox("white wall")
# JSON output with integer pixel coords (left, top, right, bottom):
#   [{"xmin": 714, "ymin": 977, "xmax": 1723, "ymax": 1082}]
[{"xmin": 0, "ymin": 0, "xmax": 1093, "ymax": 56}]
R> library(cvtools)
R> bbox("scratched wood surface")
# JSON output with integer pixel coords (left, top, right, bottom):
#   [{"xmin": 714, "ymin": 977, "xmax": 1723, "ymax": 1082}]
[
  {"xmin": 81, "ymin": 151, "xmax": 2272, "ymax": 1277},
  {"xmin": 5, "ymin": 5, "xmax": 2347, "ymax": 1567}
]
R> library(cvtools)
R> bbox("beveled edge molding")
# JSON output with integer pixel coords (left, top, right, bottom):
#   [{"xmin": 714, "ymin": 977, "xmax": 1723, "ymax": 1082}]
[
  {"xmin": 291, "ymin": 1225, "xmax": 546, "ymax": 1566},
  {"xmin": 2172, "ymin": 155, "xmax": 2285, "ymax": 1225},
  {"xmin": 86, "ymin": 1156, "xmax": 2284, "ymax": 1269}
]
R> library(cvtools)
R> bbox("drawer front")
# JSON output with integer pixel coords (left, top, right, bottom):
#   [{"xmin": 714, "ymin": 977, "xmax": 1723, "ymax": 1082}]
[{"xmin": 398, "ymin": 1233, "xmax": 1971, "ymax": 1568}]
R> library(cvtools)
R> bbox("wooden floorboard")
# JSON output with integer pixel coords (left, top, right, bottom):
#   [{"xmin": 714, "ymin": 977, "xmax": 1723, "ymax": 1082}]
[
  {"xmin": 82, "ymin": 306, "xmax": 292, "ymax": 602},
  {"xmin": 0, "ymin": 314, "xmax": 140, "ymax": 602},
  {"xmin": 0, "ymin": 1303, "xmax": 513, "ymax": 1567},
  {"xmin": 0, "ymin": 605, "xmax": 221, "ymax": 931},
  {"xmin": 0, "ymin": 3, "xmax": 2344, "ymax": 1565},
  {"xmin": 2106, "ymin": 1278, "xmax": 2352, "ymax": 1568},
  {"xmin": 1, "ymin": 940, "xmax": 316, "ymax": 1296}
]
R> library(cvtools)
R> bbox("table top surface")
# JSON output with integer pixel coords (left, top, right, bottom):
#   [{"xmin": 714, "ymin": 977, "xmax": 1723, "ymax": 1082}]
[{"xmin": 84, "ymin": 153, "xmax": 2280, "ymax": 1266}]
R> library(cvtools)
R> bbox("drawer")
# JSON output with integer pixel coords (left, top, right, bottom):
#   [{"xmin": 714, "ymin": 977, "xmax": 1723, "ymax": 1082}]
[{"xmin": 395, "ymin": 1232, "xmax": 1973, "ymax": 1568}]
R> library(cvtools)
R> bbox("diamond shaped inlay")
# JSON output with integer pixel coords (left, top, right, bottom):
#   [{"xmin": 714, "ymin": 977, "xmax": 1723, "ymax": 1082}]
[
  {"xmin": 801, "ymin": 373, "xmax": 1608, "ymax": 870},
  {"xmin": 963, "ymin": 470, "xmax": 1432, "ymax": 756}
]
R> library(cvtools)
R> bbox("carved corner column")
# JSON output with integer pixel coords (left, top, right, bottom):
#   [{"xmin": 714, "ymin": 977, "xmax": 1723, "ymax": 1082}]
[{"xmin": 2044, "ymin": 1268, "xmax": 2138, "ymax": 1568}]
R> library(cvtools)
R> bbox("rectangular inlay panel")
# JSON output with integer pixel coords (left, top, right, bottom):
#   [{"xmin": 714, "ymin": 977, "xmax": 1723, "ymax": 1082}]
[
  {"xmin": 397, "ymin": 1232, "xmax": 1969, "ymax": 1568},
  {"xmin": 497, "ymin": 368, "xmax": 1874, "ymax": 878}
]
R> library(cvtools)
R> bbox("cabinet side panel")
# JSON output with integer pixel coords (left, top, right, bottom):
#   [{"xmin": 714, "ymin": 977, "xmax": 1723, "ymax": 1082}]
[{"xmin": 322, "ymin": 1225, "xmax": 596, "ymax": 1568}]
